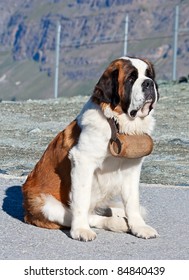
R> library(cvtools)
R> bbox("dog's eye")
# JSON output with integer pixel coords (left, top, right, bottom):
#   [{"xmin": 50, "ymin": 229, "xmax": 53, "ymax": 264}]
[
  {"xmin": 146, "ymin": 69, "xmax": 154, "ymax": 80},
  {"xmin": 128, "ymin": 72, "xmax": 137, "ymax": 84}
]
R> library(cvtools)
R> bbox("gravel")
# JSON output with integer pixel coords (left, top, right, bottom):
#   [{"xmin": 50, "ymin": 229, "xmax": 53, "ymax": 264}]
[{"xmin": 0, "ymin": 83, "xmax": 189, "ymax": 186}]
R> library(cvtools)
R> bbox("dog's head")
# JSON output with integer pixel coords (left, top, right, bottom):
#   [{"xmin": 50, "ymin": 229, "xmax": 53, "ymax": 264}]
[{"xmin": 92, "ymin": 57, "xmax": 159, "ymax": 119}]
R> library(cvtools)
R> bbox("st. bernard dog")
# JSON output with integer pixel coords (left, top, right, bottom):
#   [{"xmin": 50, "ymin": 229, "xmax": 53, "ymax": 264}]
[{"xmin": 23, "ymin": 56, "xmax": 159, "ymax": 241}]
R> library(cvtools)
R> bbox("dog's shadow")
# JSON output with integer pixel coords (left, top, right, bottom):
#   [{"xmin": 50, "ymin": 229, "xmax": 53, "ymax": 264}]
[
  {"xmin": 2, "ymin": 185, "xmax": 71, "ymax": 238},
  {"xmin": 2, "ymin": 185, "xmax": 24, "ymax": 222}
]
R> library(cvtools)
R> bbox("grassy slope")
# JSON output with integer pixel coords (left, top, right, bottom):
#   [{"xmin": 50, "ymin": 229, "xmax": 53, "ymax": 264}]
[{"xmin": 0, "ymin": 50, "xmax": 55, "ymax": 100}]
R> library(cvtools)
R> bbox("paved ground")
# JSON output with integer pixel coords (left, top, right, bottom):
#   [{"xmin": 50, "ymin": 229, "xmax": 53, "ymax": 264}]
[{"xmin": 1, "ymin": 174, "xmax": 189, "ymax": 260}]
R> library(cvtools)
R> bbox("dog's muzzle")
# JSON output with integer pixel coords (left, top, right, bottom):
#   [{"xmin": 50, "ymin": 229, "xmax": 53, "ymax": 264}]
[
  {"xmin": 142, "ymin": 79, "xmax": 156, "ymax": 103},
  {"xmin": 130, "ymin": 79, "xmax": 157, "ymax": 119}
]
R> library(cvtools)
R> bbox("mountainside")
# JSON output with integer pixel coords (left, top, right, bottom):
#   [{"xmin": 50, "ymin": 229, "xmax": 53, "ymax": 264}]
[{"xmin": 0, "ymin": 0, "xmax": 189, "ymax": 100}]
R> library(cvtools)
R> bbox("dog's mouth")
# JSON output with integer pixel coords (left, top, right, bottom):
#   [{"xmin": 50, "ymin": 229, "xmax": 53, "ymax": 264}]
[{"xmin": 129, "ymin": 99, "xmax": 154, "ymax": 119}]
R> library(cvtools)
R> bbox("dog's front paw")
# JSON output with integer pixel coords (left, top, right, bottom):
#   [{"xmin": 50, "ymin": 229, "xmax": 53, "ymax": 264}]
[
  {"xmin": 71, "ymin": 228, "xmax": 97, "ymax": 242},
  {"xmin": 131, "ymin": 224, "xmax": 159, "ymax": 239}
]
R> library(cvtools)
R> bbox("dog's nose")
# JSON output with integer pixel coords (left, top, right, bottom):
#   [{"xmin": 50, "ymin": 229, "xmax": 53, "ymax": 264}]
[
  {"xmin": 142, "ymin": 79, "xmax": 155, "ymax": 101},
  {"xmin": 142, "ymin": 79, "xmax": 154, "ymax": 90}
]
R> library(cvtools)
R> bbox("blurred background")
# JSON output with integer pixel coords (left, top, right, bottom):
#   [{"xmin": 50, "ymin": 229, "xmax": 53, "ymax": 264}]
[{"xmin": 0, "ymin": 0, "xmax": 189, "ymax": 101}]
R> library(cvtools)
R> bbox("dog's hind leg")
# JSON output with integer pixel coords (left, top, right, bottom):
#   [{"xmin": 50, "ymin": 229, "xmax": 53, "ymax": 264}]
[
  {"xmin": 89, "ymin": 214, "xmax": 129, "ymax": 233},
  {"xmin": 24, "ymin": 194, "xmax": 72, "ymax": 229},
  {"xmin": 41, "ymin": 194, "xmax": 72, "ymax": 227}
]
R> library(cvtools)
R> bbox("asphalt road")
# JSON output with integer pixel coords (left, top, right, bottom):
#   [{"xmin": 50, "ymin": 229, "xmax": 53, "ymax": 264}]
[{"xmin": 1, "ymin": 174, "xmax": 189, "ymax": 260}]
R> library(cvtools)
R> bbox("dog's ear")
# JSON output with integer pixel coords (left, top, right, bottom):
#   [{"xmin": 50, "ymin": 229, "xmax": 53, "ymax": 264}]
[{"xmin": 92, "ymin": 68, "xmax": 120, "ymax": 108}]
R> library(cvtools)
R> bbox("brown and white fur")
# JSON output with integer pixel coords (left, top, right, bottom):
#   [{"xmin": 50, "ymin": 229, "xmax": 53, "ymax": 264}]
[{"xmin": 22, "ymin": 56, "xmax": 159, "ymax": 241}]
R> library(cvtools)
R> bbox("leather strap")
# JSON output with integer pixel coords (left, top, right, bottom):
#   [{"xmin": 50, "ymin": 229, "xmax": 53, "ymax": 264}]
[
  {"xmin": 107, "ymin": 118, "xmax": 122, "ymax": 154},
  {"xmin": 107, "ymin": 118, "xmax": 118, "ymax": 141}
]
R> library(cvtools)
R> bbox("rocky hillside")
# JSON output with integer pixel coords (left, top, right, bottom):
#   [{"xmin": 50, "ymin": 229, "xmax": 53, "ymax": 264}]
[{"xmin": 0, "ymin": 0, "xmax": 189, "ymax": 100}]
